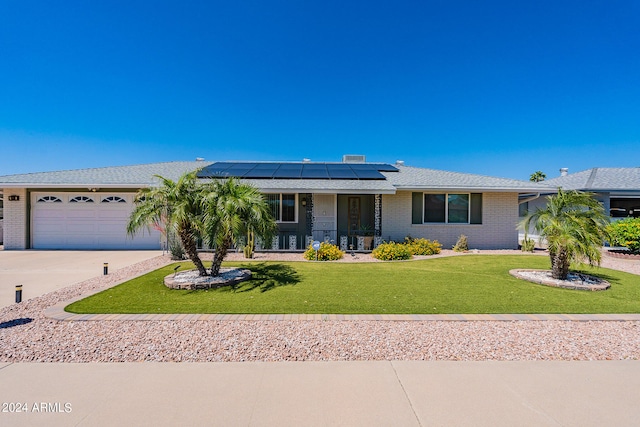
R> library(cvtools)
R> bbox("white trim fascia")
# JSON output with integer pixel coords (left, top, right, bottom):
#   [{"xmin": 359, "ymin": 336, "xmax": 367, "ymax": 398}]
[
  {"xmin": 0, "ymin": 184, "xmax": 151, "ymax": 189},
  {"xmin": 394, "ymin": 186, "xmax": 556, "ymax": 193}
]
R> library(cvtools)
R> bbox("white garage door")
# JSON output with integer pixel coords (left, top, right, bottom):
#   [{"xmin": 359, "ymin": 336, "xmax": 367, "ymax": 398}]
[{"xmin": 31, "ymin": 192, "xmax": 162, "ymax": 249}]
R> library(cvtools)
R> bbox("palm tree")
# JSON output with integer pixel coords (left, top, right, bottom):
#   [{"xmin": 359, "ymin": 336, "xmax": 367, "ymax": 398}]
[
  {"xmin": 520, "ymin": 189, "xmax": 610, "ymax": 279},
  {"xmin": 127, "ymin": 171, "xmax": 208, "ymax": 276},
  {"xmin": 203, "ymin": 178, "xmax": 277, "ymax": 276},
  {"xmin": 529, "ymin": 171, "xmax": 547, "ymax": 182}
]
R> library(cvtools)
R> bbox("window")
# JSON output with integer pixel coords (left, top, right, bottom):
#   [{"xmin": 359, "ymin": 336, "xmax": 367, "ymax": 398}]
[
  {"xmin": 69, "ymin": 196, "xmax": 94, "ymax": 203},
  {"xmin": 37, "ymin": 196, "xmax": 62, "ymax": 203},
  {"xmin": 519, "ymin": 202, "xmax": 529, "ymax": 217},
  {"xmin": 266, "ymin": 193, "xmax": 296, "ymax": 222},
  {"xmin": 424, "ymin": 193, "xmax": 469, "ymax": 223},
  {"xmin": 101, "ymin": 196, "xmax": 126, "ymax": 203},
  {"xmin": 412, "ymin": 192, "xmax": 482, "ymax": 224}
]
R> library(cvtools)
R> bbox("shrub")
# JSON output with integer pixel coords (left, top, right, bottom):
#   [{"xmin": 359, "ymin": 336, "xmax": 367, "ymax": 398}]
[
  {"xmin": 372, "ymin": 242, "xmax": 412, "ymax": 261},
  {"xmin": 607, "ymin": 218, "xmax": 640, "ymax": 254},
  {"xmin": 303, "ymin": 242, "xmax": 345, "ymax": 261},
  {"xmin": 404, "ymin": 237, "xmax": 442, "ymax": 255},
  {"xmin": 453, "ymin": 234, "xmax": 469, "ymax": 252},
  {"xmin": 167, "ymin": 230, "xmax": 186, "ymax": 260},
  {"xmin": 521, "ymin": 236, "xmax": 535, "ymax": 252}
]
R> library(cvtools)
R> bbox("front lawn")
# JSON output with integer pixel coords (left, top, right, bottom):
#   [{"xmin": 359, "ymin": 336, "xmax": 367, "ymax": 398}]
[{"xmin": 65, "ymin": 255, "xmax": 640, "ymax": 314}]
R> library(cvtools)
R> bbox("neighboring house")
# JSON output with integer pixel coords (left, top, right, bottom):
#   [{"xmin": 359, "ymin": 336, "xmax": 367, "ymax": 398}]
[
  {"xmin": 0, "ymin": 192, "xmax": 3, "ymax": 244},
  {"xmin": 0, "ymin": 157, "xmax": 552, "ymax": 251},
  {"xmin": 524, "ymin": 167, "xmax": 640, "ymax": 220}
]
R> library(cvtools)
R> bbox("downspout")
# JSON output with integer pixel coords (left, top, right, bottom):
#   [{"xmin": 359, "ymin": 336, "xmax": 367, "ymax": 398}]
[{"xmin": 518, "ymin": 193, "xmax": 541, "ymax": 204}]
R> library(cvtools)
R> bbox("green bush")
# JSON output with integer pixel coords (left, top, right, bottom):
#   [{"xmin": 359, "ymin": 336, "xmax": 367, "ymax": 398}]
[
  {"xmin": 167, "ymin": 230, "xmax": 186, "ymax": 260},
  {"xmin": 303, "ymin": 242, "xmax": 345, "ymax": 261},
  {"xmin": 607, "ymin": 218, "xmax": 640, "ymax": 254},
  {"xmin": 521, "ymin": 236, "xmax": 535, "ymax": 252},
  {"xmin": 372, "ymin": 242, "xmax": 412, "ymax": 261},
  {"xmin": 404, "ymin": 237, "xmax": 442, "ymax": 255},
  {"xmin": 453, "ymin": 234, "xmax": 469, "ymax": 252}
]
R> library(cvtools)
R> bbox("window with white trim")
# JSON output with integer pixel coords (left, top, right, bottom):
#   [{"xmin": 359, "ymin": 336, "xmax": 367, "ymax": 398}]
[
  {"xmin": 37, "ymin": 196, "xmax": 63, "ymax": 203},
  {"xmin": 266, "ymin": 193, "xmax": 296, "ymax": 222},
  {"xmin": 70, "ymin": 196, "xmax": 94, "ymax": 203},
  {"xmin": 101, "ymin": 196, "xmax": 126, "ymax": 203}
]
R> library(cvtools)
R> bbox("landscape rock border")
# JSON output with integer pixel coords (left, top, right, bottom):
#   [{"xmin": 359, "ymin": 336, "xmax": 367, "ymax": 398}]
[
  {"xmin": 510, "ymin": 269, "xmax": 611, "ymax": 291},
  {"xmin": 606, "ymin": 250, "xmax": 640, "ymax": 260},
  {"xmin": 164, "ymin": 268, "xmax": 252, "ymax": 290}
]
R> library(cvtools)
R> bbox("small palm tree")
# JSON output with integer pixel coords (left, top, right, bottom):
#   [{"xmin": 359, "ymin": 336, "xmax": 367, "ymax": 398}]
[
  {"xmin": 127, "ymin": 171, "xmax": 208, "ymax": 276},
  {"xmin": 529, "ymin": 171, "xmax": 547, "ymax": 182},
  {"xmin": 520, "ymin": 189, "xmax": 610, "ymax": 279},
  {"xmin": 203, "ymin": 178, "xmax": 277, "ymax": 276}
]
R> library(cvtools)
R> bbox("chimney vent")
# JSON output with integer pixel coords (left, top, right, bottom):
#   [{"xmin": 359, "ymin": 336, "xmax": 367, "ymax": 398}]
[
  {"xmin": 560, "ymin": 168, "xmax": 569, "ymax": 176},
  {"xmin": 395, "ymin": 160, "xmax": 405, "ymax": 166}
]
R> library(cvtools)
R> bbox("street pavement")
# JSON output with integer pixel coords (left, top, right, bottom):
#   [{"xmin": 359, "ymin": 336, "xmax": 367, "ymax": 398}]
[{"xmin": 1, "ymin": 361, "xmax": 639, "ymax": 426}]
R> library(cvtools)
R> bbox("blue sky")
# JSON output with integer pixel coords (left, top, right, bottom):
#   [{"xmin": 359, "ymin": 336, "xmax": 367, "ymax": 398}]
[{"xmin": 1, "ymin": 0, "xmax": 638, "ymax": 180}]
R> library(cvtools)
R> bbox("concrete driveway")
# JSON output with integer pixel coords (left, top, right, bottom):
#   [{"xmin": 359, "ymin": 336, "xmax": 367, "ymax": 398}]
[{"xmin": 0, "ymin": 250, "xmax": 162, "ymax": 308}]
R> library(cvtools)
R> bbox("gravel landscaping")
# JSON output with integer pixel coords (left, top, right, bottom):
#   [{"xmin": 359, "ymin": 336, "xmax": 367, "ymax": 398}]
[{"xmin": 1, "ymin": 250, "xmax": 639, "ymax": 363}]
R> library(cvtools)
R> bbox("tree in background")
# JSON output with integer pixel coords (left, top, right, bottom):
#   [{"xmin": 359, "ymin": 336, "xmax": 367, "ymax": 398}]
[{"xmin": 529, "ymin": 171, "xmax": 547, "ymax": 182}]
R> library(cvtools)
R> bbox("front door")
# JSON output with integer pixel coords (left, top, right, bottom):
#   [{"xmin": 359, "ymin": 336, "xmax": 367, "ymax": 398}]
[{"xmin": 313, "ymin": 194, "xmax": 336, "ymax": 242}]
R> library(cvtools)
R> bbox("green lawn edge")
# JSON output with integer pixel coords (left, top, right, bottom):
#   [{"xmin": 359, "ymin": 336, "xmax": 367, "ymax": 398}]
[{"xmin": 65, "ymin": 255, "xmax": 640, "ymax": 315}]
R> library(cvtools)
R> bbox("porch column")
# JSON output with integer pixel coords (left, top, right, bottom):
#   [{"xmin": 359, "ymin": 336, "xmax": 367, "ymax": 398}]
[
  {"xmin": 374, "ymin": 194, "xmax": 382, "ymax": 248},
  {"xmin": 305, "ymin": 193, "xmax": 313, "ymax": 237}
]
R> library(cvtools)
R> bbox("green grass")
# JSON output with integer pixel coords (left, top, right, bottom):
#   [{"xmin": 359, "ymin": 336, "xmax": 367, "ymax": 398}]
[{"xmin": 65, "ymin": 255, "xmax": 640, "ymax": 314}]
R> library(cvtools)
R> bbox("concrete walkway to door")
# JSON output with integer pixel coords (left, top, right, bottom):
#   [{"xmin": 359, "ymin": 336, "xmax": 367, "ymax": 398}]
[{"xmin": 0, "ymin": 250, "xmax": 163, "ymax": 309}]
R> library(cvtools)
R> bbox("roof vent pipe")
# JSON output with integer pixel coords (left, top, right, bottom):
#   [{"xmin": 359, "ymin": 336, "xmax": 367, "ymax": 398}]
[
  {"xmin": 560, "ymin": 168, "xmax": 569, "ymax": 176},
  {"xmin": 395, "ymin": 160, "xmax": 405, "ymax": 166}
]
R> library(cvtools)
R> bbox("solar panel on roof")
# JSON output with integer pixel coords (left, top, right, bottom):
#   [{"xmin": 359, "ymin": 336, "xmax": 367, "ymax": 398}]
[
  {"xmin": 353, "ymin": 169, "xmax": 385, "ymax": 179},
  {"xmin": 326, "ymin": 164, "xmax": 358, "ymax": 179},
  {"xmin": 224, "ymin": 163, "xmax": 257, "ymax": 177},
  {"xmin": 273, "ymin": 164, "xmax": 303, "ymax": 178},
  {"xmin": 372, "ymin": 163, "xmax": 399, "ymax": 172},
  {"xmin": 198, "ymin": 162, "xmax": 397, "ymax": 180},
  {"xmin": 243, "ymin": 163, "xmax": 279, "ymax": 178},
  {"xmin": 197, "ymin": 163, "xmax": 233, "ymax": 177},
  {"xmin": 301, "ymin": 164, "xmax": 329, "ymax": 178}
]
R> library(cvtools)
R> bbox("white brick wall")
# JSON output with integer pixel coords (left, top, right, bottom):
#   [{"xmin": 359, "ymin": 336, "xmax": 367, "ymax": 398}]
[
  {"xmin": 2, "ymin": 188, "xmax": 27, "ymax": 249},
  {"xmin": 381, "ymin": 191, "xmax": 520, "ymax": 249}
]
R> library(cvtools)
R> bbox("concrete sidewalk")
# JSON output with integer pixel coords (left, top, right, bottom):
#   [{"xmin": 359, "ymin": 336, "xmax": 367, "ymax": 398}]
[
  {"xmin": 0, "ymin": 250, "xmax": 162, "ymax": 308},
  {"xmin": 1, "ymin": 361, "xmax": 639, "ymax": 426}
]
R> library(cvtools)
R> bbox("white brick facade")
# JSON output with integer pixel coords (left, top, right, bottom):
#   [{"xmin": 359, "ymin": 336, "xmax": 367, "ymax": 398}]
[
  {"xmin": 381, "ymin": 191, "xmax": 520, "ymax": 249},
  {"xmin": 2, "ymin": 188, "xmax": 27, "ymax": 249}
]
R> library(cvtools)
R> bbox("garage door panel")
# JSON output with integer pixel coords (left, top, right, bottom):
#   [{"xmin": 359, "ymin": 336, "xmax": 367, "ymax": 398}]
[
  {"xmin": 67, "ymin": 209, "xmax": 97, "ymax": 219},
  {"xmin": 37, "ymin": 223, "xmax": 68, "ymax": 233},
  {"xmin": 67, "ymin": 223, "xmax": 97, "ymax": 233},
  {"xmin": 31, "ymin": 192, "xmax": 161, "ymax": 249},
  {"xmin": 98, "ymin": 209, "xmax": 129, "ymax": 219},
  {"xmin": 34, "ymin": 209, "xmax": 66, "ymax": 219}
]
